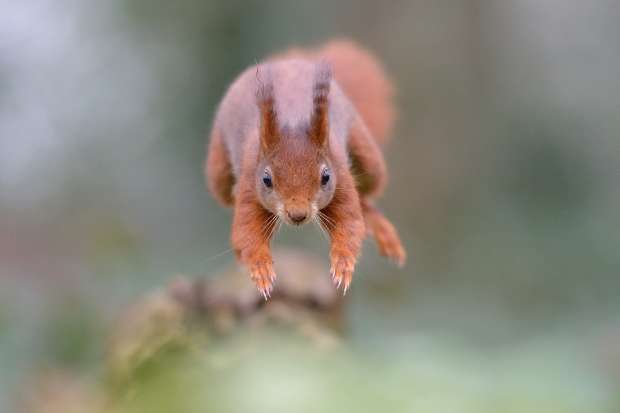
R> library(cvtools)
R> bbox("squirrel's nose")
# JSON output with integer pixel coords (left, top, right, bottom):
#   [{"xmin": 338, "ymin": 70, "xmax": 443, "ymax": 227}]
[{"xmin": 287, "ymin": 211, "xmax": 308, "ymax": 224}]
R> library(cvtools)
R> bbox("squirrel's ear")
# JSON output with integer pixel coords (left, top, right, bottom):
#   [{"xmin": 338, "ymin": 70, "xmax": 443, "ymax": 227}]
[
  {"xmin": 309, "ymin": 62, "xmax": 332, "ymax": 148},
  {"xmin": 256, "ymin": 66, "xmax": 279, "ymax": 152}
]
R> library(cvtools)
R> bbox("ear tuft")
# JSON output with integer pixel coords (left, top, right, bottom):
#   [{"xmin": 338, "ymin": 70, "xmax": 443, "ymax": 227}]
[
  {"xmin": 309, "ymin": 62, "xmax": 332, "ymax": 148},
  {"xmin": 256, "ymin": 65, "xmax": 279, "ymax": 152}
]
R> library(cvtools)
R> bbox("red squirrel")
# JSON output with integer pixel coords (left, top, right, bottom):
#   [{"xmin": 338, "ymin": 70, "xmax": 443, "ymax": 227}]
[{"xmin": 205, "ymin": 40, "xmax": 406, "ymax": 298}]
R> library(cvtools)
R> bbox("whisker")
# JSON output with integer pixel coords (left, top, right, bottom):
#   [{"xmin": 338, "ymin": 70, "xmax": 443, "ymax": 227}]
[
  {"xmin": 266, "ymin": 215, "xmax": 281, "ymax": 240},
  {"xmin": 259, "ymin": 214, "xmax": 273, "ymax": 231},
  {"xmin": 313, "ymin": 217, "xmax": 329, "ymax": 241},
  {"xmin": 200, "ymin": 246, "xmax": 235, "ymax": 264},
  {"xmin": 265, "ymin": 218, "xmax": 279, "ymax": 239},
  {"xmin": 320, "ymin": 220, "xmax": 331, "ymax": 240},
  {"xmin": 318, "ymin": 210, "xmax": 335, "ymax": 223},
  {"xmin": 317, "ymin": 215, "xmax": 334, "ymax": 241},
  {"xmin": 318, "ymin": 211, "xmax": 336, "ymax": 229},
  {"xmin": 335, "ymin": 186, "xmax": 357, "ymax": 195},
  {"xmin": 317, "ymin": 216, "xmax": 333, "ymax": 233},
  {"xmin": 350, "ymin": 171, "xmax": 370, "ymax": 179},
  {"xmin": 260, "ymin": 213, "xmax": 278, "ymax": 237}
]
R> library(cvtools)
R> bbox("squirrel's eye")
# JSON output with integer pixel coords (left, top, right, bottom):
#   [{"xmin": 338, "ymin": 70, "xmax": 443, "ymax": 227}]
[
  {"xmin": 262, "ymin": 170, "xmax": 273, "ymax": 189},
  {"xmin": 320, "ymin": 168, "xmax": 331, "ymax": 186}
]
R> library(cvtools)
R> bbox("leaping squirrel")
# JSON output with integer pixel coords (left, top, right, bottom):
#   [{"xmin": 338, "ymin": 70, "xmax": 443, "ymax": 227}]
[{"xmin": 205, "ymin": 40, "xmax": 406, "ymax": 298}]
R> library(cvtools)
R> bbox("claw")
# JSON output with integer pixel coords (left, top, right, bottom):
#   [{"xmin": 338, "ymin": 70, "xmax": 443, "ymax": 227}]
[
  {"xmin": 330, "ymin": 255, "xmax": 355, "ymax": 293},
  {"xmin": 249, "ymin": 259, "xmax": 276, "ymax": 300}
]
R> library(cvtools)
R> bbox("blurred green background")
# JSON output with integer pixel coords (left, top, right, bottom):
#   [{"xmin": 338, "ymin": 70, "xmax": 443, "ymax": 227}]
[{"xmin": 1, "ymin": 0, "xmax": 619, "ymax": 411}]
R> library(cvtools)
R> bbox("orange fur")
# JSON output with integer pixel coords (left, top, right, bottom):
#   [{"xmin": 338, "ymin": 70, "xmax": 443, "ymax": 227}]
[
  {"xmin": 361, "ymin": 198, "xmax": 406, "ymax": 266},
  {"xmin": 231, "ymin": 164, "xmax": 277, "ymax": 297},
  {"xmin": 321, "ymin": 162, "xmax": 366, "ymax": 291},
  {"xmin": 205, "ymin": 39, "xmax": 405, "ymax": 297},
  {"xmin": 205, "ymin": 127, "xmax": 235, "ymax": 206}
]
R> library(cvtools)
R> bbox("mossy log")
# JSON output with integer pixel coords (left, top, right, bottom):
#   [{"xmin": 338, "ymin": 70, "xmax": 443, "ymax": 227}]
[{"xmin": 22, "ymin": 249, "xmax": 346, "ymax": 413}]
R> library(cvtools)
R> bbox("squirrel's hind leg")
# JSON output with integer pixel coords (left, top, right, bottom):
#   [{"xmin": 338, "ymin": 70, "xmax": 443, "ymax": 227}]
[
  {"xmin": 205, "ymin": 127, "xmax": 235, "ymax": 206},
  {"xmin": 361, "ymin": 198, "xmax": 406, "ymax": 267},
  {"xmin": 347, "ymin": 117, "xmax": 387, "ymax": 197},
  {"xmin": 347, "ymin": 118, "xmax": 406, "ymax": 266}
]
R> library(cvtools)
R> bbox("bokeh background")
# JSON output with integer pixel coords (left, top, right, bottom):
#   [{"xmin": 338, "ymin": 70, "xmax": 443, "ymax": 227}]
[{"xmin": 1, "ymin": 0, "xmax": 619, "ymax": 411}]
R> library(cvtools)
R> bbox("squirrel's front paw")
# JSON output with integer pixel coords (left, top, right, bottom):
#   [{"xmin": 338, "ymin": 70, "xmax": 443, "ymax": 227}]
[
  {"xmin": 330, "ymin": 254, "xmax": 355, "ymax": 294},
  {"xmin": 248, "ymin": 258, "xmax": 276, "ymax": 300}
]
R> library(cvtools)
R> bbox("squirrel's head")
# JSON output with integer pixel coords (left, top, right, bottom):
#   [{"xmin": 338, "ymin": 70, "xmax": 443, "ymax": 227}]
[{"xmin": 254, "ymin": 63, "xmax": 335, "ymax": 226}]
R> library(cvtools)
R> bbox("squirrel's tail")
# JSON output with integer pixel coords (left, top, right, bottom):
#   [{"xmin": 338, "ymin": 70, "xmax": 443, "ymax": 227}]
[{"xmin": 275, "ymin": 39, "xmax": 396, "ymax": 145}]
